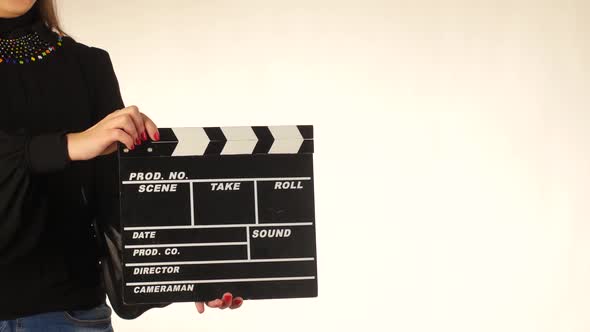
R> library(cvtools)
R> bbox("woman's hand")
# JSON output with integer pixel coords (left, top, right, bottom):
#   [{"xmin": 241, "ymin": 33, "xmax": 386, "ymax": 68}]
[
  {"xmin": 66, "ymin": 105, "xmax": 159, "ymax": 161},
  {"xmin": 195, "ymin": 292, "xmax": 244, "ymax": 314}
]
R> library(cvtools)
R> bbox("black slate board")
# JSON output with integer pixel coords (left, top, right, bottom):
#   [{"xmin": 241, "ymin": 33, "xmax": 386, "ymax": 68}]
[{"xmin": 117, "ymin": 125, "xmax": 317, "ymax": 304}]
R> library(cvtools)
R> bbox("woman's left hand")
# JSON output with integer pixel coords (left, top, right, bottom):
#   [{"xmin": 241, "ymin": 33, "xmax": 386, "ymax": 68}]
[{"xmin": 195, "ymin": 292, "xmax": 244, "ymax": 314}]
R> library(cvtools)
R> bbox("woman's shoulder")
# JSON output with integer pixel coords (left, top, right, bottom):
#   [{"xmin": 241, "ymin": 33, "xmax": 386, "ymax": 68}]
[{"xmin": 61, "ymin": 35, "xmax": 114, "ymax": 66}]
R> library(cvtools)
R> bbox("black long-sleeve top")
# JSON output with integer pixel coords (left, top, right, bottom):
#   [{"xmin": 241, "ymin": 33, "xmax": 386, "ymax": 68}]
[{"xmin": 0, "ymin": 5, "xmax": 161, "ymax": 320}]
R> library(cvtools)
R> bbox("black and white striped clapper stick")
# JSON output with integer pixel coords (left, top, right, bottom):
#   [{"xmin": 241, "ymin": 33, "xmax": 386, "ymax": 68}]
[
  {"xmin": 118, "ymin": 125, "xmax": 317, "ymax": 304},
  {"xmin": 120, "ymin": 125, "xmax": 314, "ymax": 157}
]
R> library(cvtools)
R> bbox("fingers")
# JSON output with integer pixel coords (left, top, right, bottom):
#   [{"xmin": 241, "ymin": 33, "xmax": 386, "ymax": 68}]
[
  {"xmin": 206, "ymin": 299, "xmax": 223, "ymax": 308},
  {"xmin": 109, "ymin": 114, "xmax": 139, "ymax": 146},
  {"xmin": 195, "ymin": 294, "xmax": 243, "ymax": 314},
  {"xmin": 141, "ymin": 113, "xmax": 160, "ymax": 141},
  {"xmin": 113, "ymin": 107, "xmax": 160, "ymax": 142},
  {"xmin": 230, "ymin": 297, "xmax": 244, "ymax": 310},
  {"xmin": 123, "ymin": 106, "xmax": 146, "ymax": 144},
  {"xmin": 108, "ymin": 105, "xmax": 161, "ymax": 145},
  {"xmin": 194, "ymin": 299, "xmax": 223, "ymax": 314},
  {"xmin": 113, "ymin": 106, "xmax": 145, "ymax": 143},
  {"xmin": 100, "ymin": 142, "xmax": 118, "ymax": 156},
  {"xmin": 195, "ymin": 302, "xmax": 205, "ymax": 314},
  {"xmin": 110, "ymin": 128, "xmax": 134, "ymax": 150},
  {"xmin": 219, "ymin": 293, "xmax": 233, "ymax": 309}
]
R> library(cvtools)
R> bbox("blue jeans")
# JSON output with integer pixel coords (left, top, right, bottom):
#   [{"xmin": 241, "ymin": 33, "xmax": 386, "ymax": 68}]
[{"xmin": 0, "ymin": 303, "xmax": 113, "ymax": 332}]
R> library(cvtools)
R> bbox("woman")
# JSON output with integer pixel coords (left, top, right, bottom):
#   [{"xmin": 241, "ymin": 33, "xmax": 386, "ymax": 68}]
[{"xmin": 0, "ymin": 0, "xmax": 243, "ymax": 331}]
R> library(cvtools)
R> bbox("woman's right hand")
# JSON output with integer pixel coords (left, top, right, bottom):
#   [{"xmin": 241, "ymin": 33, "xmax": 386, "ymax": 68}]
[{"xmin": 66, "ymin": 105, "xmax": 160, "ymax": 161}]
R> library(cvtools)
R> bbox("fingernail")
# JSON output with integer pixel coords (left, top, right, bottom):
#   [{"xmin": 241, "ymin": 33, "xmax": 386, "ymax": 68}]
[
  {"xmin": 234, "ymin": 299, "xmax": 242, "ymax": 305},
  {"xmin": 135, "ymin": 138, "xmax": 141, "ymax": 145},
  {"xmin": 154, "ymin": 132, "xmax": 160, "ymax": 141},
  {"xmin": 130, "ymin": 144, "xmax": 135, "ymax": 150},
  {"xmin": 142, "ymin": 132, "xmax": 147, "ymax": 141},
  {"xmin": 223, "ymin": 294, "xmax": 232, "ymax": 303}
]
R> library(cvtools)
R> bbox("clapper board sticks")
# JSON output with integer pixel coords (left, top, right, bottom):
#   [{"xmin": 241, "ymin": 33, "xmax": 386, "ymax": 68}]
[{"xmin": 118, "ymin": 125, "xmax": 317, "ymax": 304}]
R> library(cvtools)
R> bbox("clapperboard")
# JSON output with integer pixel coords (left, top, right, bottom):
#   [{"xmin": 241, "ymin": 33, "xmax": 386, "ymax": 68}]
[{"xmin": 118, "ymin": 125, "xmax": 317, "ymax": 304}]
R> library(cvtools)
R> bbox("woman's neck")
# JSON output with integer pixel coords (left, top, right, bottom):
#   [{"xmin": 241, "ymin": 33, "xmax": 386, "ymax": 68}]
[{"xmin": 0, "ymin": 4, "xmax": 39, "ymax": 37}]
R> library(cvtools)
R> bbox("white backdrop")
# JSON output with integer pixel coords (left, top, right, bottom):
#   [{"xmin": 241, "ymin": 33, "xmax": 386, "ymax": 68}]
[{"xmin": 59, "ymin": 1, "xmax": 589, "ymax": 331}]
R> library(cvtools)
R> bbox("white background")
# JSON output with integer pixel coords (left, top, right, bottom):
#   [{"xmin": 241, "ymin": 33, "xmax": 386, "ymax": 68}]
[{"xmin": 59, "ymin": 0, "xmax": 589, "ymax": 331}]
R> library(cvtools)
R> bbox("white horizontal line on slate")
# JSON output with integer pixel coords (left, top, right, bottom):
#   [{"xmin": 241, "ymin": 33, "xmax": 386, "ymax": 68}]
[
  {"xmin": 124, "ymin": 242, "xmax": 248, "ymax": 249},
  {"xmin": 122, "ymin": 177, "xmax": 312, "ymax": 184},
  {"xmin": 125, "ymin": 257, "xmax": 316, "ymax": 267},
  {"xmin": 126, "ymin": 276, "xmax": 316, "ymax": 286},
  {"xmin": 123, "ymin": 222, "xmax": 314, "ymax": 231}
]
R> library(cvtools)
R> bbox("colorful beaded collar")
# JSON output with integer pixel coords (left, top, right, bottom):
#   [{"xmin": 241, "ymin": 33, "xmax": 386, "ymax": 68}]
[{"xmin": 0, "ymin": 31, "xmax": 62, "ymax": 65}]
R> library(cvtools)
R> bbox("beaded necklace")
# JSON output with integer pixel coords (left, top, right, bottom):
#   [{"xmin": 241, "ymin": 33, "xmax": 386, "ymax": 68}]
[{"xmin": 0, "ymin": 31, "xmax": 62, "ymax": 65}]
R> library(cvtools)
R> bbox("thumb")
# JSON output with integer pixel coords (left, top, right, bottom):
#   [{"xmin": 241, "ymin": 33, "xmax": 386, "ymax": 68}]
[
  {"xmin": 100, "ymin": 142, "xmax": 118, "ymax": 156},
  {"xmin": 195, "ymin": 302, "xmax": 205, "ymax": 314}
]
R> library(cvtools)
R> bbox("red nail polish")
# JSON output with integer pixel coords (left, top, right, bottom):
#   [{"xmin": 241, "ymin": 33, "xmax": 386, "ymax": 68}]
[
  {"xmin": 234, "ymin": 299, "xmax": 242, "ymax": 305},
  {"xmin": 135, "ymin": 138, "xmax": 141, "ymax": 145},
  {"xmin": 223, "ymin": 294, "xmax": 232, "ymax": 303},
  {"xmin": 142, "ymin": 132, "xmax": 147, "ymax": 141},
  {"xmin": 129, "ymin": 144, "xmax": 135, "ymax": 150},
  {"xmin": 154, "ymin": 132, "xmax": 160, "ymax": 141}
]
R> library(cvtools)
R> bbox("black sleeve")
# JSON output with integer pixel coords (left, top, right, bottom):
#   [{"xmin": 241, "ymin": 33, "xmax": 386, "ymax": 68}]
[
  {"xmin": 79, "ymin": 45, "xmax": 170, "ymax": 319},
  {"xmin": 0, "ymin": 127, "xmax": 72, "ymax": 263}
]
